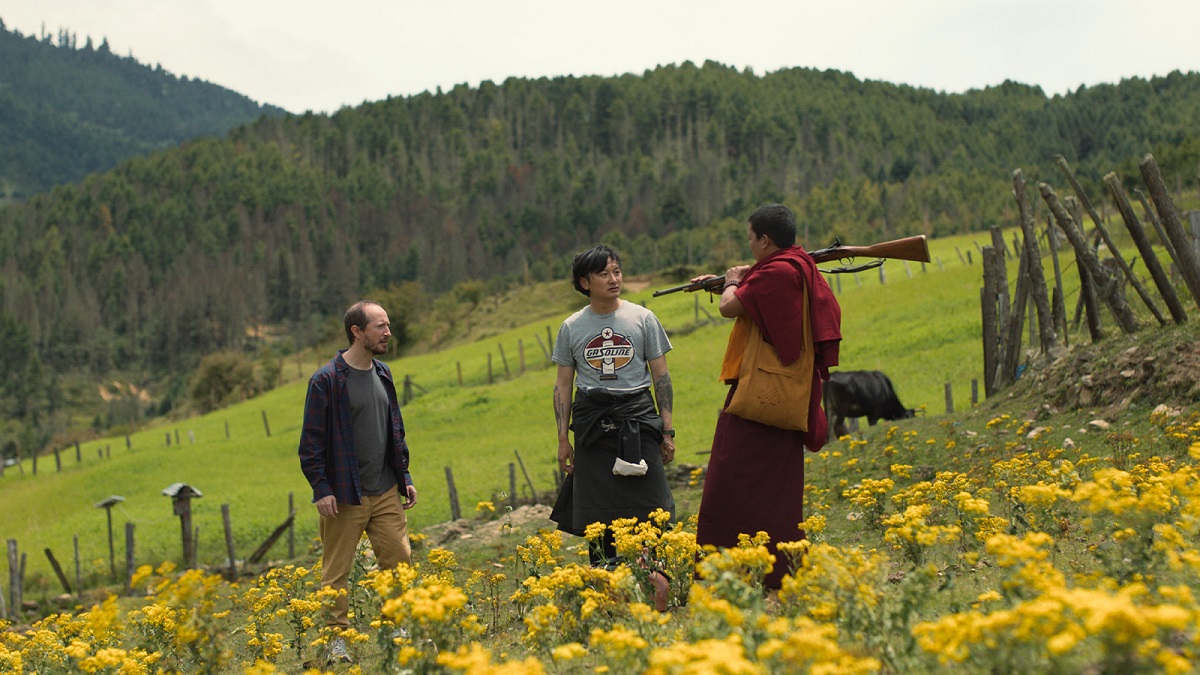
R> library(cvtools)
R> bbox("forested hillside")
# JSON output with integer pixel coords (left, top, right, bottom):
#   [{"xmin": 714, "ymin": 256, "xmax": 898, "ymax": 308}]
[
  {"xmin": 0, "ymin": 19, "xmax": 286, "ymax": 199},
  {"xmin": 2, "ymin": 58, "xmax": 1199, "ymax": 457}
]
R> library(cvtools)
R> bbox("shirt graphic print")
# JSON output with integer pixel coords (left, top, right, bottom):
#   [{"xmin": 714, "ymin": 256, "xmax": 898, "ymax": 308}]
[{"xmin": 583, "ymin": 327, "xmax": 634, "ymax": 380}]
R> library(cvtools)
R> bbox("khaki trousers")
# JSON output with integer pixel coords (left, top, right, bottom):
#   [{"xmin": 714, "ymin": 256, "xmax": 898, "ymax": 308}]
[{"xmin": 319, "ymin": 485, "xmax": 411, "ymax": 628}]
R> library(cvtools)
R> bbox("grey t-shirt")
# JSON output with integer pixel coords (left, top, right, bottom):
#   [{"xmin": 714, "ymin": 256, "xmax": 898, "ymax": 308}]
[
  {"xmin": 552, "ymin": 300, "xmax": 672, "ymax": 392},
  {"xmin": 345, "ymin": 364, "xmax": 396, "ymax": 496}
]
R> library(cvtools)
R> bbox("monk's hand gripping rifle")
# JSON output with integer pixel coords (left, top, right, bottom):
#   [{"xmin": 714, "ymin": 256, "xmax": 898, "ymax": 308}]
[{"xmin": 651, "ymin": 234, "xmax": 931, "ymax": 297}]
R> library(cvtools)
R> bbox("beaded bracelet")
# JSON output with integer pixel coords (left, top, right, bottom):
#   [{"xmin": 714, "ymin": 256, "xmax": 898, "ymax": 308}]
[{"xmin": 723, "ymin": 279, "xmax": 740, "ymax": 290}]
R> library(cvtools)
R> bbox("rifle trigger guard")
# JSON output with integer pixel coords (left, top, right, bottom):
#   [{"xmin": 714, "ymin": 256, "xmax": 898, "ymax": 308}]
[{"xmin": 821, "ymin": 259, "xmax": 884, "ymax": 274}]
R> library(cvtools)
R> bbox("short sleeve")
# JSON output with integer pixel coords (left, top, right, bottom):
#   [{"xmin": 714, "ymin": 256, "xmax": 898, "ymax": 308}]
[
  {"xmin": 642, "ymin": 312, "xmax": 672, "ymax": 361},
  {"xmin": 551, "ymin": 321, "xmax": 574, "ymax": 366}
]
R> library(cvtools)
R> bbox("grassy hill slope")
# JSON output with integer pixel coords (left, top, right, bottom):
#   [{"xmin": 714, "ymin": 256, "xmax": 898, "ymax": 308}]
[{"xmin": 0, "ymin": 227, "xmax": 1174, "ymax": 595}]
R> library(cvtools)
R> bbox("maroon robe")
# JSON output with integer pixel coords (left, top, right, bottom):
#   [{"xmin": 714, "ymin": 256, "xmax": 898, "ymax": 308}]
[{"xmin": 696, "ymin": 246, "xmax": 842, "ymax": 589}]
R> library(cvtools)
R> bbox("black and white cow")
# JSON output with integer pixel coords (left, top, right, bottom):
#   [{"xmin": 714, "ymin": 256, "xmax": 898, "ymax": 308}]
[{"xmin": 823, "ymin": 370, "xmax": 916, "ymax": 440}]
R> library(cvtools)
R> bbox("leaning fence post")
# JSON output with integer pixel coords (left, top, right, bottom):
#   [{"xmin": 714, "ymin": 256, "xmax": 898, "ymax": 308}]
[
  {"xmin": 1104, "ymin": 172, "xmax": 1187, "ymax": 324},
  {"xmin": 498, "ymin": 343, "xmax": 510, "ymax": 377},
  {"xmin": 1041, "ymin": 183, "xmax": 1139, "ymax": 335},
  {"xmin": 44, "ymin": 548, "xmax": 71, "ymax": 595},
  {"xmin": 1139, "ymin": 154, "xmax": 1200, "ymax": 309},
  {"xmin": 514, "ymin": 450, "xmax": 539, "ymax": 503},
  {"xmin": 445, "ymin": 467, "xmax": 461, "ymax": 521},
  {"xmin": 261, "ymin": 411, "xmax": 271, "ymax": 437},
  {"xmin": 509, "ymin": 463, "xmax": 518, "ymax": 512},
  {"xmin": 1057, "ymin": 155, "xmax": 1166, "ymax": 325}
]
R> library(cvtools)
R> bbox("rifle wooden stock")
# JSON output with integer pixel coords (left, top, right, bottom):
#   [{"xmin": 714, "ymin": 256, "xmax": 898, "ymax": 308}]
[
  {"xmin": 650, "ymin": 234, "xmax": 930, "ymax": 297},
  {"xmin": 809, "ymin": 235, "xmax": 931, "ymax": 264}
]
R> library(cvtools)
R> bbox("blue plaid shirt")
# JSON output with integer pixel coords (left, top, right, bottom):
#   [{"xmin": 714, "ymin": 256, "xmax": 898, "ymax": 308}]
[{"xmin": 298, "ymin": 350, "xmax": 413, "ymax": 505}]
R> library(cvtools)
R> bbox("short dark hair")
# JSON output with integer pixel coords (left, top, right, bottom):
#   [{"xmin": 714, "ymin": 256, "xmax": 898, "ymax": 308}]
[
  {"xmin": 344, "ymin": 300, "xmax": 381, "ymax": 346},
  {"xmin": 571, "ymin": 245, "xmax": 621, "ymax": 296},
  {"xmin": 748, "ymin": 203, "xmax": 797, "ymax": 249}
]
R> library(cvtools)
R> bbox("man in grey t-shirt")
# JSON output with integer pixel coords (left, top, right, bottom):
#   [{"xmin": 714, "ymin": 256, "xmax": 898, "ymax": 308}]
[{"xmin": 550, "ymin": 245, "xmax": 675, "ymax": 609}]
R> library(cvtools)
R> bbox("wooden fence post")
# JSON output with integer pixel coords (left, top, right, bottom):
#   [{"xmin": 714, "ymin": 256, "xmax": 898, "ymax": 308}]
[
  {"xmin": 514, "ymin": 450, "xmax": 539, "ymax": 502},
  {"xmin": 75, "ymin": 442, "xmax": 81, "ymax": 463},
  {"xmin": 445, "ymin": 467, "xmax": 461, "ymax": 521},
  {"xmin": 1139, "ymin": 154, "xmax": 1200, "ymax": 308},
  {"xmin": 498, "ymin": 343, "xmax": 510, "ymax": 377},
  {"xmin": 996, "ymin": 247, "xmax": 1030, "ymax": 391},
  {"xmin": 509, "ymin": 463, "xmax": 518, "ymax": 512},
  {"xmin": 73, "ymin": 535, "xmax": 81, "ymax": 600},
  {"xmin": 95, "ymin": 496, "xmax": 124, "ymax": 581},
  {"xmin": 124, "ymin": 522, "xmax": 135, "ymax": 596},
  {"xmin": 487, "ymin": 353, "xmax": 494, "ymax": 385},
  {"xmin": 221, "ymin": 504, "xmax": 237, "ymax": 581},
  {"xmin": 944, "ymin": 382, "xmax": 954, "ymax": 414},
  {"xmin": 44, "ymin": 548, "xmax": 71, "ymax": 594},
  {"xmin": 1040, "ymin": 183, "xmax": 1140, "ymax": 335},
  {"xmin": 164, "ymin": 484, "xmax": 202, "ymax": 569},
  {"xmin": 261, "ymin": 411, "xmax": 271, "ymax": 437},
  {"xmin": 1046, "ymin": 221, "xmax": 1069, "ymax": 347},
  {"xmin": 1057, "ymin": 155, "xmax": 1166, "ymax": 325},
  {"xmin": 980, "ymin": 247, "xmax": 1000, "ymax": 398},
  {"xmin": 7, "ymin": 539, "xmax": 18, "ymax": 620},
  {"xmin": 971, "ymin": 379, "xmax": 979, "ymax": 406},
  {"xmin": 457, "ymin": 362, "xmax": 463, "ymax": 386},
  {"xmin": 518, "ymin": 339, "xmax": 526, "ymax": 374},
  {"xmin": 248, "ymin": 511, "xmax": 296, "ymax": 565},
  {"xmin": 1013, "ymin": 169, "xmax": 1058, "ymax": 353},
  {"xmin": 288, "ymin": 493, "xmax": 295, "ymax": 559},
  {"xmin": 1104, "ymin": 172, "xmax": 1187, "ymax": 324}
]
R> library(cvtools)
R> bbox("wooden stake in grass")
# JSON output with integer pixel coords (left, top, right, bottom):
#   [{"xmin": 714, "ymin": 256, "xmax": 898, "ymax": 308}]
[{"xmin": 95, "ymin": 495, "xmax": 125, "ymax": 581}]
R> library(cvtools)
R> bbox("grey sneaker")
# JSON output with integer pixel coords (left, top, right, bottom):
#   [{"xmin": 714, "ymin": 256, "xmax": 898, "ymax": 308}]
[{"xmin": 326, "ymin": 636, "xmax": 353, "ymax": 664}]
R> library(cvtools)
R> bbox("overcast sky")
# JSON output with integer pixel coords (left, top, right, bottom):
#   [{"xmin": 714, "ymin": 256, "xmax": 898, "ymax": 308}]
[{"xmin": 1, "ymin": 0, "xmax": 1197, "ymax": 114}]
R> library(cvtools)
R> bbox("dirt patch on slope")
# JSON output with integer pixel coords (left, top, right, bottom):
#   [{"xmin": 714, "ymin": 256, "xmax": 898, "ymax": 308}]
[{"xmin": 1017, "ymin": 326, "xmax": 1200, "ymax": 416}]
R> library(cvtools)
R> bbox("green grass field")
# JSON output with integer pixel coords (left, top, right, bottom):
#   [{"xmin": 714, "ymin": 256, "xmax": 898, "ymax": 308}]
[{"xmin": 0, "ymin": 226, "xmax": 1167, "ymax": 599}]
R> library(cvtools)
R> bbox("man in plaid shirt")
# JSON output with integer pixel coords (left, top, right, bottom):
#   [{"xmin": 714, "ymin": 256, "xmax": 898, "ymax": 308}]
[{"xmin": 298, "ymin": 300, "xmax": 418, "ymax": 661}]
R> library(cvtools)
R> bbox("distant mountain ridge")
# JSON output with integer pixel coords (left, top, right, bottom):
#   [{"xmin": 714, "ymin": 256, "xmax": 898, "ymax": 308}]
[
  {"xmin": 0, "ymin": 18, "xmax": 287, "ymax": 198},
  {"xmin": 1, "ymin": 49, "xmax": 1199, "ymax": 462}
]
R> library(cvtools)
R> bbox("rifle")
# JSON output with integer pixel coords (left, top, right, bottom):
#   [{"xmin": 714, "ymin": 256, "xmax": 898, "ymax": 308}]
[{"xmin": 651, "ymin": 235, "xmax": 931, "ymax": 297}]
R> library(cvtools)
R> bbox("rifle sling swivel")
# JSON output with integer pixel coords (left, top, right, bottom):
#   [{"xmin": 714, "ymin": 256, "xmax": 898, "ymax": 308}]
[{"xmin": 821, "ymin": 259, "xmax": 884, "ymax": 274}]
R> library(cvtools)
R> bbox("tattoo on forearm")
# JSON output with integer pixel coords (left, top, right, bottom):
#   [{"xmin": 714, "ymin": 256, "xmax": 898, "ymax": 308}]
[
  {"xmin": 554, "ymin": 384, "xmax": 569, "ymax": 435},
  {"xmin": 654, "ymin": 372, "xmax": 674, "ymax": 413}
]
